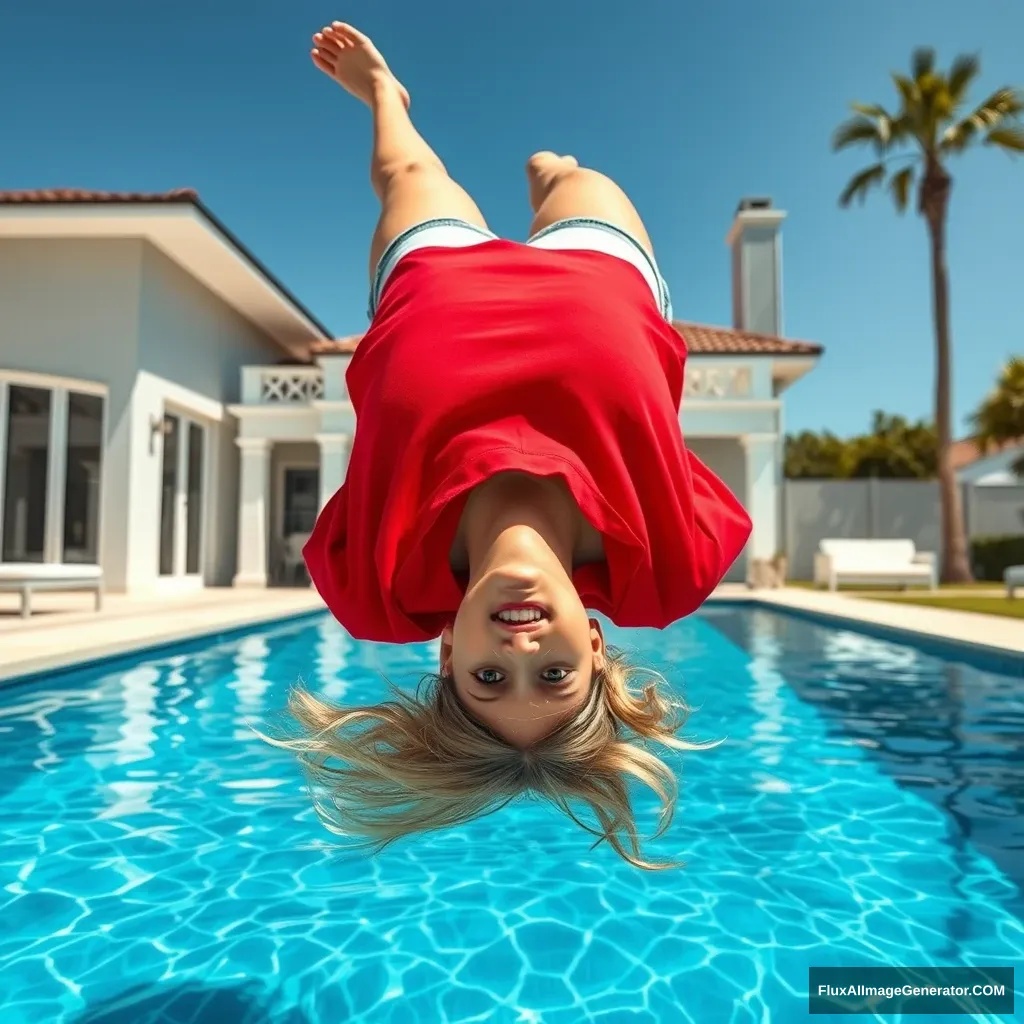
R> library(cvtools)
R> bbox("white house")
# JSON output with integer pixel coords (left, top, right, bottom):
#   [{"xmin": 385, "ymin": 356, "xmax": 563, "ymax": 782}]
[
  {"xmin": 0, "ymin": 189, "xmax": 820, "ymax": 599},
  {"xmin": 952, "ymin": 438, "xmax": 1023, "ymax": 487}
]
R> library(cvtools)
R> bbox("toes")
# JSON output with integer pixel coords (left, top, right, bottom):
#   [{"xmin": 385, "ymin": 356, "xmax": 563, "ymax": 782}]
[
  {"xmin": 320, "ymin": 27, "xmax": 348, "ymax": 49},
  {"xmin": 313, "ymin": 32, "xmax": 340, "ymax": 54},
  {"xmin": 331, "ymin": 21, "xmax": 371, "ymax": 47},
  {"xmin": 311, "ymin": 49, "xmax": 335, "ymax": 74}
]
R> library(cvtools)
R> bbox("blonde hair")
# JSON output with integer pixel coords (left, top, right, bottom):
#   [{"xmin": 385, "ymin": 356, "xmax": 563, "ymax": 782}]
[{"xmin": 260, "ymin": 647, "xmax": 716, "ymax": 870}]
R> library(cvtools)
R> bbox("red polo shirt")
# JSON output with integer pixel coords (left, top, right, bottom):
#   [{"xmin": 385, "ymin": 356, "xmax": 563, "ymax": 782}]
[{"xmin": 304, "ymin": 240, "xmax": 751, "ymax": 642}]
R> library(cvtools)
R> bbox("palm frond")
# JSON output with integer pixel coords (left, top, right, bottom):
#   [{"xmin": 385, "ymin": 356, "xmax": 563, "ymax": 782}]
[
  {"xmin": 944, "ymin": 87, "xmax": 1024, "ymax": 153},
  {"xmin": 985, "ymin": 124, "xmax": 1024, "ymax": 152},
  {"xmin": 889, "ymin": 166, "xmax": 915, "ymax": 212},
  {"xmin": 832, "ymin": 115, "xmax": 887, "ymax": 152},
  {"xmin": 851, "ymin": 102, "xmax": 894, "ymax": 120},
  {"xmin": 947, "ymin": 53, "xmax": 979, "ymax": 103},
  {"xmin": 839, "ymin": 164, "xmax": 886, "ymax": 207},
  {"xmin": 892, "ymin": 73, "xmax": 920, "ymax": 112},
  {"xmin": 912, "ymin": 48, "xmax": 936, "ymax": 80},
  {"xmin": 943, "ymin": 120, "xmax": 978, "ymax": 152},
  {"xmin": 973, "ymin": 87, "xmax": 1024, "ymax": 125}
]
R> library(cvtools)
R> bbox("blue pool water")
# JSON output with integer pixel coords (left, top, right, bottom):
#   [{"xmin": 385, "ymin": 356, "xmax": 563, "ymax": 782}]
[{"xmin": 1, "ymin": 606, "xmax": 1022, "ymax": 1024}]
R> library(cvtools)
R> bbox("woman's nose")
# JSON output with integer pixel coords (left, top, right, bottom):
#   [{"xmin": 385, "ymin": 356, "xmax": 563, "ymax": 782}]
[{"xmin": 508, "ymin": 631, "xmax": 541, "ymax": 654}]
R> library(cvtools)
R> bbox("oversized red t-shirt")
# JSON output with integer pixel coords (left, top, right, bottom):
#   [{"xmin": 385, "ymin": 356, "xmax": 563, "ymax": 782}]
[{"xmin": 304, "ymin": 240, "xmax": 752, "ymax": 642}]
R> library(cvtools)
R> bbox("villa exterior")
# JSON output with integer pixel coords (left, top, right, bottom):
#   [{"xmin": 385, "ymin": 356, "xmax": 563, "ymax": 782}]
[{"xmin": 0, "ymin": 190, "xmax": 820, "ymax": 596}]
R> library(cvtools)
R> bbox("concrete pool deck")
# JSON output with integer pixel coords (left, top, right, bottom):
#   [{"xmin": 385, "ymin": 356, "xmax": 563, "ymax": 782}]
[
  {"xmin": 0, "ymin": 583, "xmax": 1019, "ymax": 684},
  {"xmin": 717, "ymin": 585, "xmax": 1024, "ymax": 656},
  {"xmin": 0, "ymin": 587, "xmax": 325, "ymax": 683}
]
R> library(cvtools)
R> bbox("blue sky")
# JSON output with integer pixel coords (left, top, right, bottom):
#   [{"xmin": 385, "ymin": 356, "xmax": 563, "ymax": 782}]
[{"xmin": 2, "ymin": 0, "xmax": 1021, "ymax": 436}]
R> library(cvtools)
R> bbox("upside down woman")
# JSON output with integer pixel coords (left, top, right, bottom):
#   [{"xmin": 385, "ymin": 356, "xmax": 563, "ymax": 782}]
[{"xmin": 266, "ymin": 22, "xmax": 752, "ymax": 869}]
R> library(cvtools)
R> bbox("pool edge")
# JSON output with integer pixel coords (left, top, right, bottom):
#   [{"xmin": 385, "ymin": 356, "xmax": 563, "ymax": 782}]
[
  {"xmin": 0, "ymin": 607, "xmax": 329, "ymax": 688},
  {"xmin": 705, "ymin": 595, "xmax": 1023, "ymax": 673}
]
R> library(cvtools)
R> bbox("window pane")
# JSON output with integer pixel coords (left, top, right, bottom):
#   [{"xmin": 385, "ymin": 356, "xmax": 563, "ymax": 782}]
[
  {"xmin": 158, "ymin": 415, "xmax": 179, "ymax": 576},
  {"xmin": 2, "ymin": 385, "xmax": 51, "ymax": 563},
  {"xmin": 185, "ymin": 423, "xmax": 203, "ymax": 575},
  {"xmin": 283, "ymin": 468, "xmax": 319, "ymax": 535},
  {"xmin": 63, "ymin": 393, "xmax": 104, "ymax": 564}
]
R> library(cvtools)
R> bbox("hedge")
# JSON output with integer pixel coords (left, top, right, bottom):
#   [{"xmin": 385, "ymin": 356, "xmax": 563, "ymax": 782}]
[{"xmin": 971, "ymin": 535, "xmax": 1024, "ymax": 581}]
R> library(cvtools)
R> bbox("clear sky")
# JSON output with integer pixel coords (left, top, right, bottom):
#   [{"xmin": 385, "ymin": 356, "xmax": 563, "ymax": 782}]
[{"xmin": 2, "ymin": 0, "xmax": 1021, "ymax": 437}]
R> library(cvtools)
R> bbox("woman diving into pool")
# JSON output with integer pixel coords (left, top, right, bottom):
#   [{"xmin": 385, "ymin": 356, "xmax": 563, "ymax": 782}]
[{"xmin": 267, "ymin": 21, "xmax": 751, "ymax": 869}]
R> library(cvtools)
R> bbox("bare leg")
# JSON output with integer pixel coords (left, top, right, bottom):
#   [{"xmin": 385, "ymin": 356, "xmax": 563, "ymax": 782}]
[
  {"xmin": 311, "ymin": 23, "xmax": 489, "ymax": 278},
  {"xmin": 526, "ymin": 151, "xmax": 654, "ymax": 256}
]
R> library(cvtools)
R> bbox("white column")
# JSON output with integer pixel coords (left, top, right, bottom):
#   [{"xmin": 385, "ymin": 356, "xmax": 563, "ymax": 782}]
[
  {"xmin": 316, "ymin": 433, "xmax": 351, "ymax": 513},
  {"xmin": 742, "ymin": 434, "xmax": 780, "ymax": 563},
  {"xmin": 234, "ymin": 437, "xmax": 271, "ymax": 587}
]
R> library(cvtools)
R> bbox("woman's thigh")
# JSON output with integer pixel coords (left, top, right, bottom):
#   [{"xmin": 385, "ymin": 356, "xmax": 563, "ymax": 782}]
[{"xmin": 370, "ymin": 165, "xmax": 489, "ymax": 277}]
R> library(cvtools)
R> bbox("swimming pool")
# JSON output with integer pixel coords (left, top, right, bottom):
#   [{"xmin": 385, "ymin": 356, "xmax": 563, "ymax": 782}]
[{"xmin": 1, "ymin": 607, "xmax": 1021, "ymax": 1024}]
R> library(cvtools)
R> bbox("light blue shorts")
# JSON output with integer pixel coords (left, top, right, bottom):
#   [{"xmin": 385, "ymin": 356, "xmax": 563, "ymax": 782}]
[{"xmin": 368, "ymin": 217, "xmax": 674, "ymax": 321}]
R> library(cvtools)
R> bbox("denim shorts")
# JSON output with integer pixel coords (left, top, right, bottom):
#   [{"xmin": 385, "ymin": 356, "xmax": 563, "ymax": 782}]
[{"xmin": 368, "ymin": 217, "xmax": 674, "ymax": 321}]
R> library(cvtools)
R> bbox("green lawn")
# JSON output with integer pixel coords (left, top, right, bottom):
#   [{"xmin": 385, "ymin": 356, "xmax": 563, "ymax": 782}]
[{"xmin": 865, "ymin": 595, "xmax": 1024, "ymax": 620}]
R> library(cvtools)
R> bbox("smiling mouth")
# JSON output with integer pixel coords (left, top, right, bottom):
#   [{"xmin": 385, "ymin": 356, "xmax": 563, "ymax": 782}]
[{"xmin": 491, "ymin": 603, "xmax": 551, "ymax": 631}]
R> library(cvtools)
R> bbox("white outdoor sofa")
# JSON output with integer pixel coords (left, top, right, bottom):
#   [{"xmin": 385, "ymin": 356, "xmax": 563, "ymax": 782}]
[
  {"xmin": 0, "ymin": 563, "xmax": 104, "ymax": 618},
  {"xmin": 813, "ymin": 539, "xmax": 938, "ymax": 592},
  {"xmin": 1006, "ymin": 565, "xmax": 1024, "ymax": 598}
]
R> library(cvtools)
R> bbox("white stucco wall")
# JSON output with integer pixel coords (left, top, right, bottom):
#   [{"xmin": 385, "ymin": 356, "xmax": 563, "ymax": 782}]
[
  {"xmin": 0, "ymin": 237, "xmax": 289, "ymax": 591},
  {"xmin": 687, "ymin": 437, "xmax": 748, "ymax": 582},
  {"xmin": 131, "ymin": 243, "xmax": 287, "ymax": 590},
  {"xmin": 0, "ymin": 238, "xmax": 142, "ymax": 588}
]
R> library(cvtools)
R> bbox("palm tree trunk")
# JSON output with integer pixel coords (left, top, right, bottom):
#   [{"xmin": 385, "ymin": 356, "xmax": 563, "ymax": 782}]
[{"xmin": 923, "ymin": 168, "xmax": 973, "ymax": 583}]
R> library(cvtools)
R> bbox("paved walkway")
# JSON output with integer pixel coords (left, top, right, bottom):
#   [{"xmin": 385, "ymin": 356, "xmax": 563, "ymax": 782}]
[
  {"xmin": 0, "ymin": 587, "xmax": 325, "ymax": 683},
  {"xmin": 739, "ymin": 586, "xmax": 1024, "ymax": 655}
]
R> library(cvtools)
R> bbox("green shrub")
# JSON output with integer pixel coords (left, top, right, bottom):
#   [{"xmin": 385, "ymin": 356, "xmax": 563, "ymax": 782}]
[{"xmin": 971, "ymin": 535, "xmax": 1024, "ymax": 580}]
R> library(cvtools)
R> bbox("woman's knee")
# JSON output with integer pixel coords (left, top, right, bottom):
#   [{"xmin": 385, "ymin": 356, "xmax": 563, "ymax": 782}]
[
  {"xmin": 529, "ymin": 167, "xmax": 653, "ymax": 252},
  {"xmin": 372, "ymin": 156, "xmax": 447, "ymax": 196}
]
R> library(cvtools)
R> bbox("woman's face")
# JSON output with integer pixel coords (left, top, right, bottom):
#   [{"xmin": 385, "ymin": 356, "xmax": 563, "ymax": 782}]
[{"xmin": 440, "ymin": 562, "xmax": 605, "ymax": 748}]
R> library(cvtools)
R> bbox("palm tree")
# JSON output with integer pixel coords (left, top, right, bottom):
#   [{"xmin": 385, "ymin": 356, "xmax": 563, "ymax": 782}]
[
  {"xmin": 833, "ymin": 49, "xmax": 1023, "ymax": 582},
  {"xmin": 970, "ymin": 356, "xmax": 1024, "ymax": 476}
]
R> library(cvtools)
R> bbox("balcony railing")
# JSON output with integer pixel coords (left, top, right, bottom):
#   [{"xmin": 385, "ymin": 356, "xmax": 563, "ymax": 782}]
[
  {"xmin": 683, "ymin": 366, "xmax": 752, "ymax": 398},
  {"xmin": 242, "ymin": 367, "xmax": 325, "ymax": 405},
  {"xmin": 241, "ymin": 363, "xmax": 752, "ymax": 406}
]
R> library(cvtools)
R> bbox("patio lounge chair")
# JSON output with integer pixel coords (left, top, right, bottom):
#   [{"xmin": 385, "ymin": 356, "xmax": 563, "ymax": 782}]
[
  {"xmin": 1005, "ymin": 565, "xmax": 1024, "ymax": 599},
  {"xmin": 813, "ymin": 539, "xmax": 937, "ymax": 592},
  {"xmin": 0, "ymin": 563, "xmax": 104, "ymax": 618}
]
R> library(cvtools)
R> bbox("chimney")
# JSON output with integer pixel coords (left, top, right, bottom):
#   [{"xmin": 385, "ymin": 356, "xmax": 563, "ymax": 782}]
[{"xmin": 726, "ymin": 197, "xmax": 786, "ymax": 337}]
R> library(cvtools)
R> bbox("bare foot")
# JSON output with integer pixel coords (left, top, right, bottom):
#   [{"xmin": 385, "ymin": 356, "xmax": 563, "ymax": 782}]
[
  {"xmin": 311, "ymin": 22, "xmax": 410, "ymax": 109},
  {"xmin": 526, "ymin": 151, "xmax": 579, "ymax": 211}
]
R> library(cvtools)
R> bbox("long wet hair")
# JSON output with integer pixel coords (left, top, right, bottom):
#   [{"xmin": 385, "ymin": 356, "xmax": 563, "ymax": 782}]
[{"xmin": 259, "ymin": 646, "xmax": 717, "ymax": 870}]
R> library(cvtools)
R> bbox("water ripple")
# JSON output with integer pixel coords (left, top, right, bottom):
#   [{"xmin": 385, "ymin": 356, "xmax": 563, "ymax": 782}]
[{"xmin": 0, "ymin": 609, "xmax": 1021, "ymax": 1023}]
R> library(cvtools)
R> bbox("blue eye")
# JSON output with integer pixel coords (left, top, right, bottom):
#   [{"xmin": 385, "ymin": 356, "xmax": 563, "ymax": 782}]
[
  {"xmin": 541, "ymin": 668, "xmax": 573, "ymax": 684},
  {"xmin": 474, "ymin": 669, "xmax": 504, "ymax": 685}
]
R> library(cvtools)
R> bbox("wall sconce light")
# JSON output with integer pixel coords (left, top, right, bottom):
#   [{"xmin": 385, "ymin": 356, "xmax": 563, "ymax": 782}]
[{"xmin": 149, "ymin": 414, "xmax": 172, "ymax": 455}]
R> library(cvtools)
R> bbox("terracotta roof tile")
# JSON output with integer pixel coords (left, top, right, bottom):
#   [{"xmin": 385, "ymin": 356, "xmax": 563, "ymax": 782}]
[
  {"xmin": 949, "ymin": 437, "xmax": 1023, "ymax": 470},
  {"xmin": 309, "ymin": 322, "xmax": 823, "ymax": 358},
  {"xmin": 309, "ymin": 334, "xmax": 361, "ymax": 355},
  {"xmin": 672, "ymin": 321, "xmax": 822, "ymax": 355},
  {"xmin": 0, "ymin": 188, "xmax": 198, "ymax": 204}
]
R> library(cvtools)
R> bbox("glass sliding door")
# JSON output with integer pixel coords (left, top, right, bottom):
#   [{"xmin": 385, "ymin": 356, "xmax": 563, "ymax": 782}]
[
  {"xmin": 283, "ymin": 467, "xmax": 319, "ymax": 535},
  {"xmin": 0, "ymin": 378, "xmax": 106, "ymax": 568},
  {"xmin": 157, "ymin": 410, "xmax": 206, "ymax": 579},
  {"xmin": 63, "ymin": 392, "xmax": 104, "ymax": 564},
  {"xmin": 2, "ymin": 385, "xmax": 52, "ymax": 563}
]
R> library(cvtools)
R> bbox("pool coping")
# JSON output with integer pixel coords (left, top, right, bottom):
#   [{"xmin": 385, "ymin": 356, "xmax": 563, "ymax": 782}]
[
  {"xmin": 0, "ymin": 606, "xmax": 329, "ymax": 688},
  {"xmin": 706, "ymin": 591, "xmax": 1023, "ymax": 673}
]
